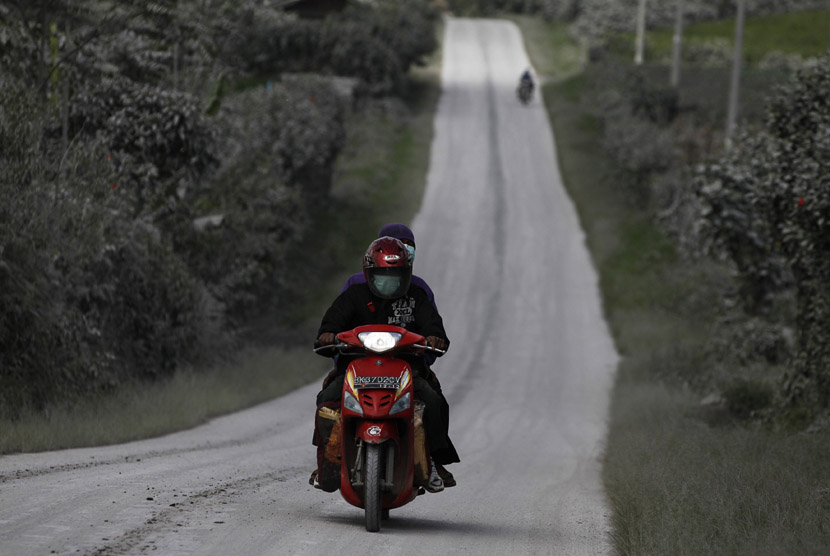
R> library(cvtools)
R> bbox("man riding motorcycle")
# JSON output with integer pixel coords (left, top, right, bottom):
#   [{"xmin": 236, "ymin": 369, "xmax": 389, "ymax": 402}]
[
  {"xmin": 313, "ymin": 237, "xmax": 452, "ymax": 492},
  {"xmin": 338, "ymin": 223, "xmax": 459, "ymax": 486}
]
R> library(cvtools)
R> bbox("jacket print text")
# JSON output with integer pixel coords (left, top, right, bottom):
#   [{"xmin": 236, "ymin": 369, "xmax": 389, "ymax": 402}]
[{"xmin": 388, "ymin": 297, "xmax": 415, "ymax": 327}]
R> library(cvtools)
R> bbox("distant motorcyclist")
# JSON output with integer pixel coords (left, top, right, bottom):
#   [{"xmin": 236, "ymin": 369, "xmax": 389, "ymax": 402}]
[
  {"xmin": 518, "ymin": 69, "xmax": 534, "ymax": 104},
  {"xmin": 313, "ymin": 237, "xmax": 452, "ymax": 492}
]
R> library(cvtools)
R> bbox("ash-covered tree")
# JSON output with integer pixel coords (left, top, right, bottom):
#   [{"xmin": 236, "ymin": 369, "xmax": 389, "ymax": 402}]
[
  {"xmin": 237, "ymin": 0, "xmax": 438, "ymax": 93},
  {"xmin": 0, "ymin": 0, "xmax": 238, "ymax": 415},
  {"xmin": 696, "ymin": 53, "xmax": 830, "ymax": 413}
]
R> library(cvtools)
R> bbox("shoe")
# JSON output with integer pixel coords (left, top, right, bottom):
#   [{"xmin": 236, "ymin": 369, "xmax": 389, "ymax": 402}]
[
  {"xmin": 435, "ymin": 463, "xmax": 456, "ymax": 488},
  {"xmin": 309, "ymin": 470, "xmax": 321, "ymax": 489},
  {"xmin": 425, "ymin": 459, "xmax": 444, "ymax": 493}
]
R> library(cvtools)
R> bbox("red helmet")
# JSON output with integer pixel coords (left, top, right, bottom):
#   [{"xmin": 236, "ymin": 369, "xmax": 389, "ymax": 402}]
[{"xmin": 363, "ymin": 237, "xmax": 413, "ymax": 299}]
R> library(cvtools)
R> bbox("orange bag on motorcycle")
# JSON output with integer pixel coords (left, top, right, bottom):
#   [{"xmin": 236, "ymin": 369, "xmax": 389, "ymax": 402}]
[{"xmin": 315, "ymin": 403, "xmax": 342, "ymax": 493}]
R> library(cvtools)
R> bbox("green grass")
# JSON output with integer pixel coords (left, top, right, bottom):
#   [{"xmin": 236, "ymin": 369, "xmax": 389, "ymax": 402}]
[
  {"xmin": 513, "ymin": 14, "xmax": 830, "ymax": 555},
  {"xmin": 0, "ymin": 348, "xmax": 329, "ymax": 453},
  {"xmin": 615, "ymin": 9, "xmax": 830, "ymax": 63},
  {"xmin": 605, "ymin": 379, "xmax": 830, "ymax": 555},
  {"xmin": 0, "ymin": 25, "xmax": 444, "ymax": 456},
  {"xmin": 507, "ymin": 15, "xmax": 585, "ymax": 81}
]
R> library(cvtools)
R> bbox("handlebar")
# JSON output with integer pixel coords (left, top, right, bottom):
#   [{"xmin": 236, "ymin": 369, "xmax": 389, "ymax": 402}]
[{"xmin": 313, "ymin": 342, "xmax": 445, "ymax": 356}]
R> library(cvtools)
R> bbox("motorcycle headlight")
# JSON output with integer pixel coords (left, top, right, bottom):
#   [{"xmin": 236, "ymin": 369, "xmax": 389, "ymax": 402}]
[
  {"xmin": 389, "ymin": 392, "xmax": 411, "ymax": 415},
  {"xmin": 344, "ymin": 391, "xmax": 363, "ymax": 415},
  {"xmin": 358, "ymin": 331, "xmax": 401, "ymax": 353}
]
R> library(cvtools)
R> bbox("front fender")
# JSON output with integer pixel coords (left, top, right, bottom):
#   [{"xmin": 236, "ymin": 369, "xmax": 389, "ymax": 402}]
[{"xmin": 355, "ymin": 420, "xmax": 398, "ymax": 444}]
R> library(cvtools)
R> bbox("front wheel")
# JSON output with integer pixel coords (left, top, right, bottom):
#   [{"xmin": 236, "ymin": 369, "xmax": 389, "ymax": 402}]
[{"xmin": 364, "ymin": 443, "xmax": 383, "ymax": 532}]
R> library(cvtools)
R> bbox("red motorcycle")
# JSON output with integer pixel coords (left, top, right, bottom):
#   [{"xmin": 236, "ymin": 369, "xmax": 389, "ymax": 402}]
[{"xmin": 313, "ymin": 324, "xmax": 443, "ymax": 532}]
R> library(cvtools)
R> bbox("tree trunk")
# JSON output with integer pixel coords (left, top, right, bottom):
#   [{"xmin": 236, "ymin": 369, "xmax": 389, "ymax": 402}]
[
  {"xmin": 786, "ymin": 275, "xmax": 830, "ymax": 409},
  {"xmin": 635, "ymin": 0, "xmax": 647, "ymax": 65},
  {"xmin": 670, "ymin": 0, "xmax": 684, "ymax": 87},
  {"xmin": 725, "ymin": 0, "xmax": 746, "ymax": 147}
]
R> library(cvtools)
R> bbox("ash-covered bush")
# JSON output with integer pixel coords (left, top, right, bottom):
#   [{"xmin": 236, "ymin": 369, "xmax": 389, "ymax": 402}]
[
  {"xmin": 173, "ymin": 77, "xmax": 344, "ymax": 322},
  {"xmin": 745, "ymin": 0, "xmax": 829, "ymax": 16},
  {"xmin": 757, "ymin": 51, "xmax": 819, "ymax": 73},
  {"xmin": 219, "ymin": 75, "xmax": 345, "ymax": 201},
  {"xmin": 722, "ymin": 377, "xmax": 774, "ymax": 419},
  {"xmin": 627, "ymin": 72, "xmax": 680, "ymax": 125},
  {"xmin": 0, "ymin": 0, "xmax": 402, "ymax": 418},
  {"xmin": 233, "ymin": 0, "xmax": 437, "ymax": 93},
  {"xmin": 70, "ymin": 77, "xmax": 217, "ymax": 217},
  {"xmin": 602, "ymin": 104, "xmax": 676, "ymax": 178},
  {"xmin": 693, "ymin": 149, "xmax": 792, "ymax": 313},
  {"xmin": 683, "ymin": 38, "xmax": 733, "ymax": 68},
  {"xmin": 573, "ymin": 0, "xmax": 719, "ymax": 43},
  {"xmin": 694, "ymin": 54, "xmax": 830, "ymax": 412},
  {"xmin": 708, "ymin": 315, "xmax": 794, "ymax": 366},
  {"xmin": 91, "ymin": 219, "xmax": 221, "ymax": 380},
  {"xmin": 572, "ymin": 0, "xmax": 828, "ymax": 44},
  {"xmin": 0, "ymin": 83, "xmax": 221, "ymax": 417},
  {"xmin": 446, "ymin": 0, "xmax": 579, "ymax": 19},
  {"xmin": 586, "ymin": 65, "xmax": 679, "ymax": 205}
]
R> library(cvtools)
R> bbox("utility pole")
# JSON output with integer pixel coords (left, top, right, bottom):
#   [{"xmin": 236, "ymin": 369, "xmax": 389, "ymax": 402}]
[
  {"xmin": 62, "ymin": 21, "xmax": 71, "ymax": 184},
  {"xmin": 172, "ymin": 0, "xmax": 180, "ymax": 89},
  {"xmin": 725, "ymin": 0, "xmax": 746, "ymax": 147},
  {"xmin": 173, "ymin": 41, "xmax": 179, "ymax": 89},
  {"xmin": 670, "ymin": 0, "xmax": 685, "ymax": 87},
  {"xmin": 635, "ymin": 0, "xmax": 647, "ymax": 65}
]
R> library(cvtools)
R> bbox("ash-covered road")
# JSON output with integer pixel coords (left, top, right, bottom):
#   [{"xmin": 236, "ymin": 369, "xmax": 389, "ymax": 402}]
[{"xmin": 0, "ymin": 18, "xmax": 617, "ymax": 555}]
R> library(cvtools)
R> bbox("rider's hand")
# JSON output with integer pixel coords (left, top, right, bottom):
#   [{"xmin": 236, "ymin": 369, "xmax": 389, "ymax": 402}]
[
  {"xmin": 425, "ymin": 336, "xmax": 447, "ymax": 351},
  {"xmin": 316, "ymin": 332, "xmax": 336, "ymax": 347}
]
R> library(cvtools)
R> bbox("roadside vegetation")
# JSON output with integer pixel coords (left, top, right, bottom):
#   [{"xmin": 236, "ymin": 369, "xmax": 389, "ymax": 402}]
[
  {"xmin": 0, "ymin": 0, "xmax": 441, "ymax": 454},
  {"xmin": 5, "ymin": 4, "xmax": 830, "ymax": 553},
  {"xmin": 511, "ymin": 3, "xmax": 830, "ymax": 554},
  {"xmin": 633, "ymin": 9, "xmax": 830, "ymax": 62}
]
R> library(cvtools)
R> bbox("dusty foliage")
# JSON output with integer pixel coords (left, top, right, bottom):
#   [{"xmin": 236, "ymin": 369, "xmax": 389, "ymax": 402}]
[
  {"xmin": 446, "ymin": 0, "xmax": 581, "ymax": 20},
  {"xmin": 696, "ymin": 55, "xmax": 830, "ymax": 412},
  {"xmin": 576, "ymin": 22, "xmax": 830, "ymax": 422},
  {"xmin": 174, "ymin": 77, "xmax": 345, "ymax": 322},
  {"xmin": 0, "ymin": 0, "xmax": 437, "ymax": 418},
  {"xmin": 235, "ymin": 1, "xmax": 438, "ymax": 94},
  {"xmin": 572, "ymin": 0, "xmax": 828, "ymax": 44}
]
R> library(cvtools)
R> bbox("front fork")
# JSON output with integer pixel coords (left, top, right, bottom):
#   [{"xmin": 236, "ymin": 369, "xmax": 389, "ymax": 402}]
[{"xmin": 351, "ymin": 439, "xmax": 396, "ymax": 490}]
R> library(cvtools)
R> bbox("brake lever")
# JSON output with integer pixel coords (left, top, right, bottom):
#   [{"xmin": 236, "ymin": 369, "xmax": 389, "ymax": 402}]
[
  {"xmin": 414, "ymin": 343, "xmax": 446, "ymax": 355},
  {"xmin": 313, "ymin": 342, "xmax": 350, "ymax": 354}
]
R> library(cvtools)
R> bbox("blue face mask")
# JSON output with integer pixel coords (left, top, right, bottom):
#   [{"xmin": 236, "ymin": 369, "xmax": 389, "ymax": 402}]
[
  {"xmin": 405, "ymin": 245, "xmax": 415, "ymax": 263},
  {"xmin": 373, "ymin": 275, "xmax": 401, "ymax": 297}
]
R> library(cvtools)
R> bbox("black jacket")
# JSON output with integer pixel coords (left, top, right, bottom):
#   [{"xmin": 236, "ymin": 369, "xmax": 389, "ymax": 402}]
[{"xmin": 317, "ymin": 283, "xmax": 449, "ymax": 350}]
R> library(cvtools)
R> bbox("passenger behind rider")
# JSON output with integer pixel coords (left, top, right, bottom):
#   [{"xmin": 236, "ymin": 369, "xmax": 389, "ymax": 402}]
[
  {"xmin": 314, "ymin": 236, "xmax": 451, "ymax": 492},
  {"xmin": 338, "ymin": 223, "xmax": 459, "ymax": 486}
]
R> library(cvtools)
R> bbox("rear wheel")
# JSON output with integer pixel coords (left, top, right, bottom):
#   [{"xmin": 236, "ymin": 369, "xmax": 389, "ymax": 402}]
[{"xmin": 364, "ymin": 443, "xmax": 383, "ymax": 532}]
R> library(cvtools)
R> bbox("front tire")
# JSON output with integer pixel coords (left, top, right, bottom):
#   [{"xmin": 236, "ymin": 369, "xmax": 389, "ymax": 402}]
[{"xmin": 364, "ymin": 443, "xmax": 383, "ymax": 532}]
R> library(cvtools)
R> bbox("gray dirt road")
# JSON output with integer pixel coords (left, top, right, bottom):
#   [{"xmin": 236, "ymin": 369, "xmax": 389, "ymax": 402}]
[{"xmin": 0, "ymin": 18, "xmax": 618, "ymax": 556}]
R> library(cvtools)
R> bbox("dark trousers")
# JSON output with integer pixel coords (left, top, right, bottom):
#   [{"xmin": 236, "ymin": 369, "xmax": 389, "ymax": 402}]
[{"xmin": 423, "ymin": 370, "xmax": 460, "ymax": 465}]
